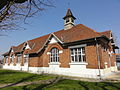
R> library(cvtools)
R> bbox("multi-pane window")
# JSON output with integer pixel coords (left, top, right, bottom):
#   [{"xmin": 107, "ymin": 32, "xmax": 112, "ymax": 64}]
[
  {"xmin": 5, "ymin": 56, "xmax": 8, "ymax": 64},
  {"xmin": 24, "ymin": 54, "xmax": 29, "ymax": 63},
  {"xmin": 50, "ymin": 48, "xmax": 59, "ymax": 63},
  {"xmin": 70, "ymin": 47, "xmax": 86, "ymax": 62},
  {"xmin": 17, "ymin": 54, "xmax": 22, "ymax": 64},
  {"xmin": 11, "ymin": 55, "xmax": 14, "ymax": 63}
]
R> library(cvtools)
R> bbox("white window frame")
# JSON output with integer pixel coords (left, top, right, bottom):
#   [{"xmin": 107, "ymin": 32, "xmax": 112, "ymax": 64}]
[
  {"xmin": 10, "ymin": 55, "xmax": 14, "ymax": 64},
  {"xmin": 50, "ymin": 48, "xmax": 59, "ymax": 63},
  {"xmin": 17, "ymin": 54, "xmax": 22, "ymax": 64},
  {"xmin": 70, "ymin": 47, "xmax": 86, "ymax": 63},
  {"xmin": 24, "ymin": 54, "xmax": 29, "ymax": 64},
  {"xmin": 5, "ymin": 56, "xmax": 8, "ymax": 64}
]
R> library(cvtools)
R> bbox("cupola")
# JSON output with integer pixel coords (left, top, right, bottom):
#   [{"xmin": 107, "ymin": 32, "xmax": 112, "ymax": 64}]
[{"xmin": 63, "ymin": 9, "xmax": 76, "ymax": 30}]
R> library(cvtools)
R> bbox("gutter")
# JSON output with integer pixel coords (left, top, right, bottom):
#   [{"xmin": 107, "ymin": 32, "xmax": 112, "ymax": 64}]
[
  {"xmin": 95, "ymin": 38, "xmax": 102, "ymax": 80},
  {"xmin": 63, "ymin": 35, "xmax": 110, "ymax": 46}
]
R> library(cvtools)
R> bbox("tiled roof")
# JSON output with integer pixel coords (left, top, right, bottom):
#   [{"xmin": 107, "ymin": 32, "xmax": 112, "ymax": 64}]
[
  {"xmin": 63, "ymin": 8, "xmax": 76, "ymax": 19},
  {"xmin": 27, "ymin": 34, "xmax": 50, "ymax": 54},
  {"xmin": 54, "ymin": 24, "xmax": 101, "ymax": 43},
  {"xmin": 2, "ymin": 52, "xmax": 9, "ymax": 56},
  {"xmin": 3, "ymin": 24, "xmax": 111, "ymax": 55},
  {"xmin": 100, "ymin": 30, "xmax": 111, "ymax": 38},
  {"xmin": 14, "ymin": 42, "xmax": 25, "ymax": 53}
]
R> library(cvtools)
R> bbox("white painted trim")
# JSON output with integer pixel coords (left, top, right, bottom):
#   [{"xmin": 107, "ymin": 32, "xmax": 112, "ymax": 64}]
[
  {"xmin": 69, "ymin": 62, "xmax": 88, "ymax": 65},
  {"xmin": 23, "ymin": 55, "xmax": 25, "ymax": 57},
  {"xmin": 49, "ymin": 37, "xmax": 58, "ymax": 44},
  {"xmin": 25, "ymin": 44, "xmax": 31, "ymax": 50},
  {"xmin": 47, "ymin": 52, "xmax": 50, "ymax": 55},
  {"xmin": 37, "ymin": 34, "xmax": 52, "ymax": 53},
  {"xmin": 104, "ymin": 62, "xmax": 108, "ymax": 64},
  {"xmin": 59, "ymin": 50, "xmax": 63, "ymax": 54},
  {"xmin": 51, "ymin": 33, "xmax": 63, "ymax": 44},
  {"xmin": 37, "ymin": 34, "xmax": 63, "ymax": 53},
  {"xmin": 11, "ymin": 49, "xmax": 14, "ymax": 53},
  {"xmin": 69, "ymin": 44, "xmax": 87, "ymax": 48},
  {"xmin": 48, "ymin": 62, "xmax": 61, "ymax": 65},
  {"xmin": 3, "ymin": 65, "xmax": 118, "ymax": 79}
]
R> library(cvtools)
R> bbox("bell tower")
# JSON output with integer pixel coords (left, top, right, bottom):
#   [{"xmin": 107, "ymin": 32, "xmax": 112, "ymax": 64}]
[{"xmin": 63, "ymin": 9, "xmax": 76, "ymax": 30}]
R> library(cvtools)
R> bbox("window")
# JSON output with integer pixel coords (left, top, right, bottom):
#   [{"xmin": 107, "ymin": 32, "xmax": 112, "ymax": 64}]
[
  {"xmin": 17, "ymin": 54, "xmax": 22, "ymax": 64},
  {"xmin": 10, "ymin": 55, "xmax": 14, "ymax": 63},
  {"xmin": 66, "ymin": 18, "xmax": 69, "ymax": 23},
  {"xmin": 24, "ymin": 54, "xmax": 29, "ymax": 63},
  {"xmin": 71, "ymin": 18, "xmax": 74, "ymax": 23},
  {"xmin": 50, "ymin": 48, "xmax": 59, "ymax": 63},
  {"xmin": 70, "ymin": 47, "xmax": 86, "ymax": 62},
  {"xmin": 5, "ymin": 56, "xmax": 8, "ymax": 64}
]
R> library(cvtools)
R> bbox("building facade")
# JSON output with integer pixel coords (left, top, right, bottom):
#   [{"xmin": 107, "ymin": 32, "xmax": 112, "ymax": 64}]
[
  {"xmin": 116, "ymin": 53, "xmax": 120, "ymax": 70},
  {"xmin": 3, "ymin": 9, "xmax": 118, "ymax": 78}
]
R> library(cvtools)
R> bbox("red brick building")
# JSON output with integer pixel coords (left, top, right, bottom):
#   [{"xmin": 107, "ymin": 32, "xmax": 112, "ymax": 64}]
[{"xmin": 3, "ymin": 9, "xmax": 118, "ymax": 78}]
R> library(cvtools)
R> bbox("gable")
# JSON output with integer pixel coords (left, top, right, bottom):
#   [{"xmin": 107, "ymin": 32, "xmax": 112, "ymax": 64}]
[
  {"xmin": 25, "ymin": 44, "xmax": 31, "ymax": 50},
  {"xmin": 100, "ymin": 30, "xmax": 111, "ymax": 39},
  {"xmin": 4, "ymin": 24, "xmax": 112, "ymax": 55},
  {"xmin": 11, "ymin": 49, "xmax": 14, "ymax": 53},
  {"xmin": 49, "ymin": 37, "xmax": 58, "ymax": 44}
]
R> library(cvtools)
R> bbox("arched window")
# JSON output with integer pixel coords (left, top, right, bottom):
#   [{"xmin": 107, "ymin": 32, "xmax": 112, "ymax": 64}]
[{"xmin": 50, "ymin": 48, "xmax": 59, "ymax": 63}]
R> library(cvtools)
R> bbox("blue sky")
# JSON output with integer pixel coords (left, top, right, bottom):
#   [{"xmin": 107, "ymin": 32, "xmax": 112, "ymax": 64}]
[{"xmin": 0, "ymin": 0, "xmax": 120, "ymax": 59}]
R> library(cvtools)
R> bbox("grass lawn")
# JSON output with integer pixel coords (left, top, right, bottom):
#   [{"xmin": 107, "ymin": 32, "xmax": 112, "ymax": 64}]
[
  {"xmin": 0, "ymin": 69, "xmax": 54, "ymax": 84},
  {"xmin": 0, "ymin": 69, "xmax": 120, "ymax": 90},
  {"xmin": 1, "ymin": 79, "xmax": 120, "ymax": 90}
]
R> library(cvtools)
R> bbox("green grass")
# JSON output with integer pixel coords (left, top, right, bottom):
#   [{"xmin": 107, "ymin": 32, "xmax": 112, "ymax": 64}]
[
  {"xmin": 0, "ymin": 69, "xmax": 120, "ymax": 90},
  {"xmin": 0, "ymin": 69, "xmax": 54, "ymax": 84},
  {"xmin": 43, "ymin": 79, "xmax": 120, "ymax": 90},
  {"xmin": 1, "ymin": 79, "xmax": 120, "ymax": 90}
]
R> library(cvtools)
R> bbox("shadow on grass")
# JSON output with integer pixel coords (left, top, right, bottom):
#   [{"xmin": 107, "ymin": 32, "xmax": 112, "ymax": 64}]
[
  {"xmin": 33, "ymin": 77, "xmax": 62, "ymax": 90},
  {"xmin": 0, "ymin": 75, "xmax": 60, "ymax": 89},
  {"xmin": 0, "ymin": 70, "xmax": 27, "ymax": 75},
  {"xmin": 0, "ymin": 71, "xmax": 17, "ymax": 75},
  {"xmin": 78, "ymin": 81, "xmax": 89, "ymax": 90},
  {"xmin": 97, "ymin": 82, "xmax": 120, "ymax": 90},
  {"xmin": 0, "ymin": 75, "xmax": 35, "ymax": 89},
  {"xmin": 33, "ymin": 84, "xmax": 49, "ymax": 90}
]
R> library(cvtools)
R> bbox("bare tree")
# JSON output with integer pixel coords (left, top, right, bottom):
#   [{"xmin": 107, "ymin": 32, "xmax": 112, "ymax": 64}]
[{"xmin": 0, "ymin": 0, "xmax": 54, "ymax": 30}]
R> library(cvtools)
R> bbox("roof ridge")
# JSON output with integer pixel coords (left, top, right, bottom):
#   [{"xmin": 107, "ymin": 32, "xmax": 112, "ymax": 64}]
[
  {"xmin": 100, "ymin": 30, "xmax": 111, "ymax": 33},
  {"xmin": 4, "ymin": 23, "xmax": 111, "ymax": 55},
  {"xmin": 78, "ymin": 24, "xmax": 101, "ymax": 35}
]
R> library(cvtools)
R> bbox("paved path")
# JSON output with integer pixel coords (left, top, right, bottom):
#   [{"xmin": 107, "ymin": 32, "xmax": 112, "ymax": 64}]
[{"xmin": 105, "ymin": 71, "xmax": 120, "ymax": 81}]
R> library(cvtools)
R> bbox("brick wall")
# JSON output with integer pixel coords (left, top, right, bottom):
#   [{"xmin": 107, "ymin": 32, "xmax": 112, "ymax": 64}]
[
  {"xmin": 3, "ymin": 40, "xmax": 117, "ymax": 70},
  {"xmin": 85, "ymin": 45, "xmax": 98, "ymax": 69},
  {"xmin": 29, "ymin": 57, "xmax": 39, "ymax": 67}
]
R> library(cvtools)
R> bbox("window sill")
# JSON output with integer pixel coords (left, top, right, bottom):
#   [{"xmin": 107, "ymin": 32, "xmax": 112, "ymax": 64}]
[
  {"xmin": 48, "ymin": 62, "xmax": 61, "ymax": 65},
  {"xmin": 69, "ymin": 62, "xmax": 88, "ymax": 65}
]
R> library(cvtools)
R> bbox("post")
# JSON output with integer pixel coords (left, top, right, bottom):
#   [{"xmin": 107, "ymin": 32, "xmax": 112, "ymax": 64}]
[{"xmin": 95, "ymin": 38, "xmax": 102, "ymax": 80}]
